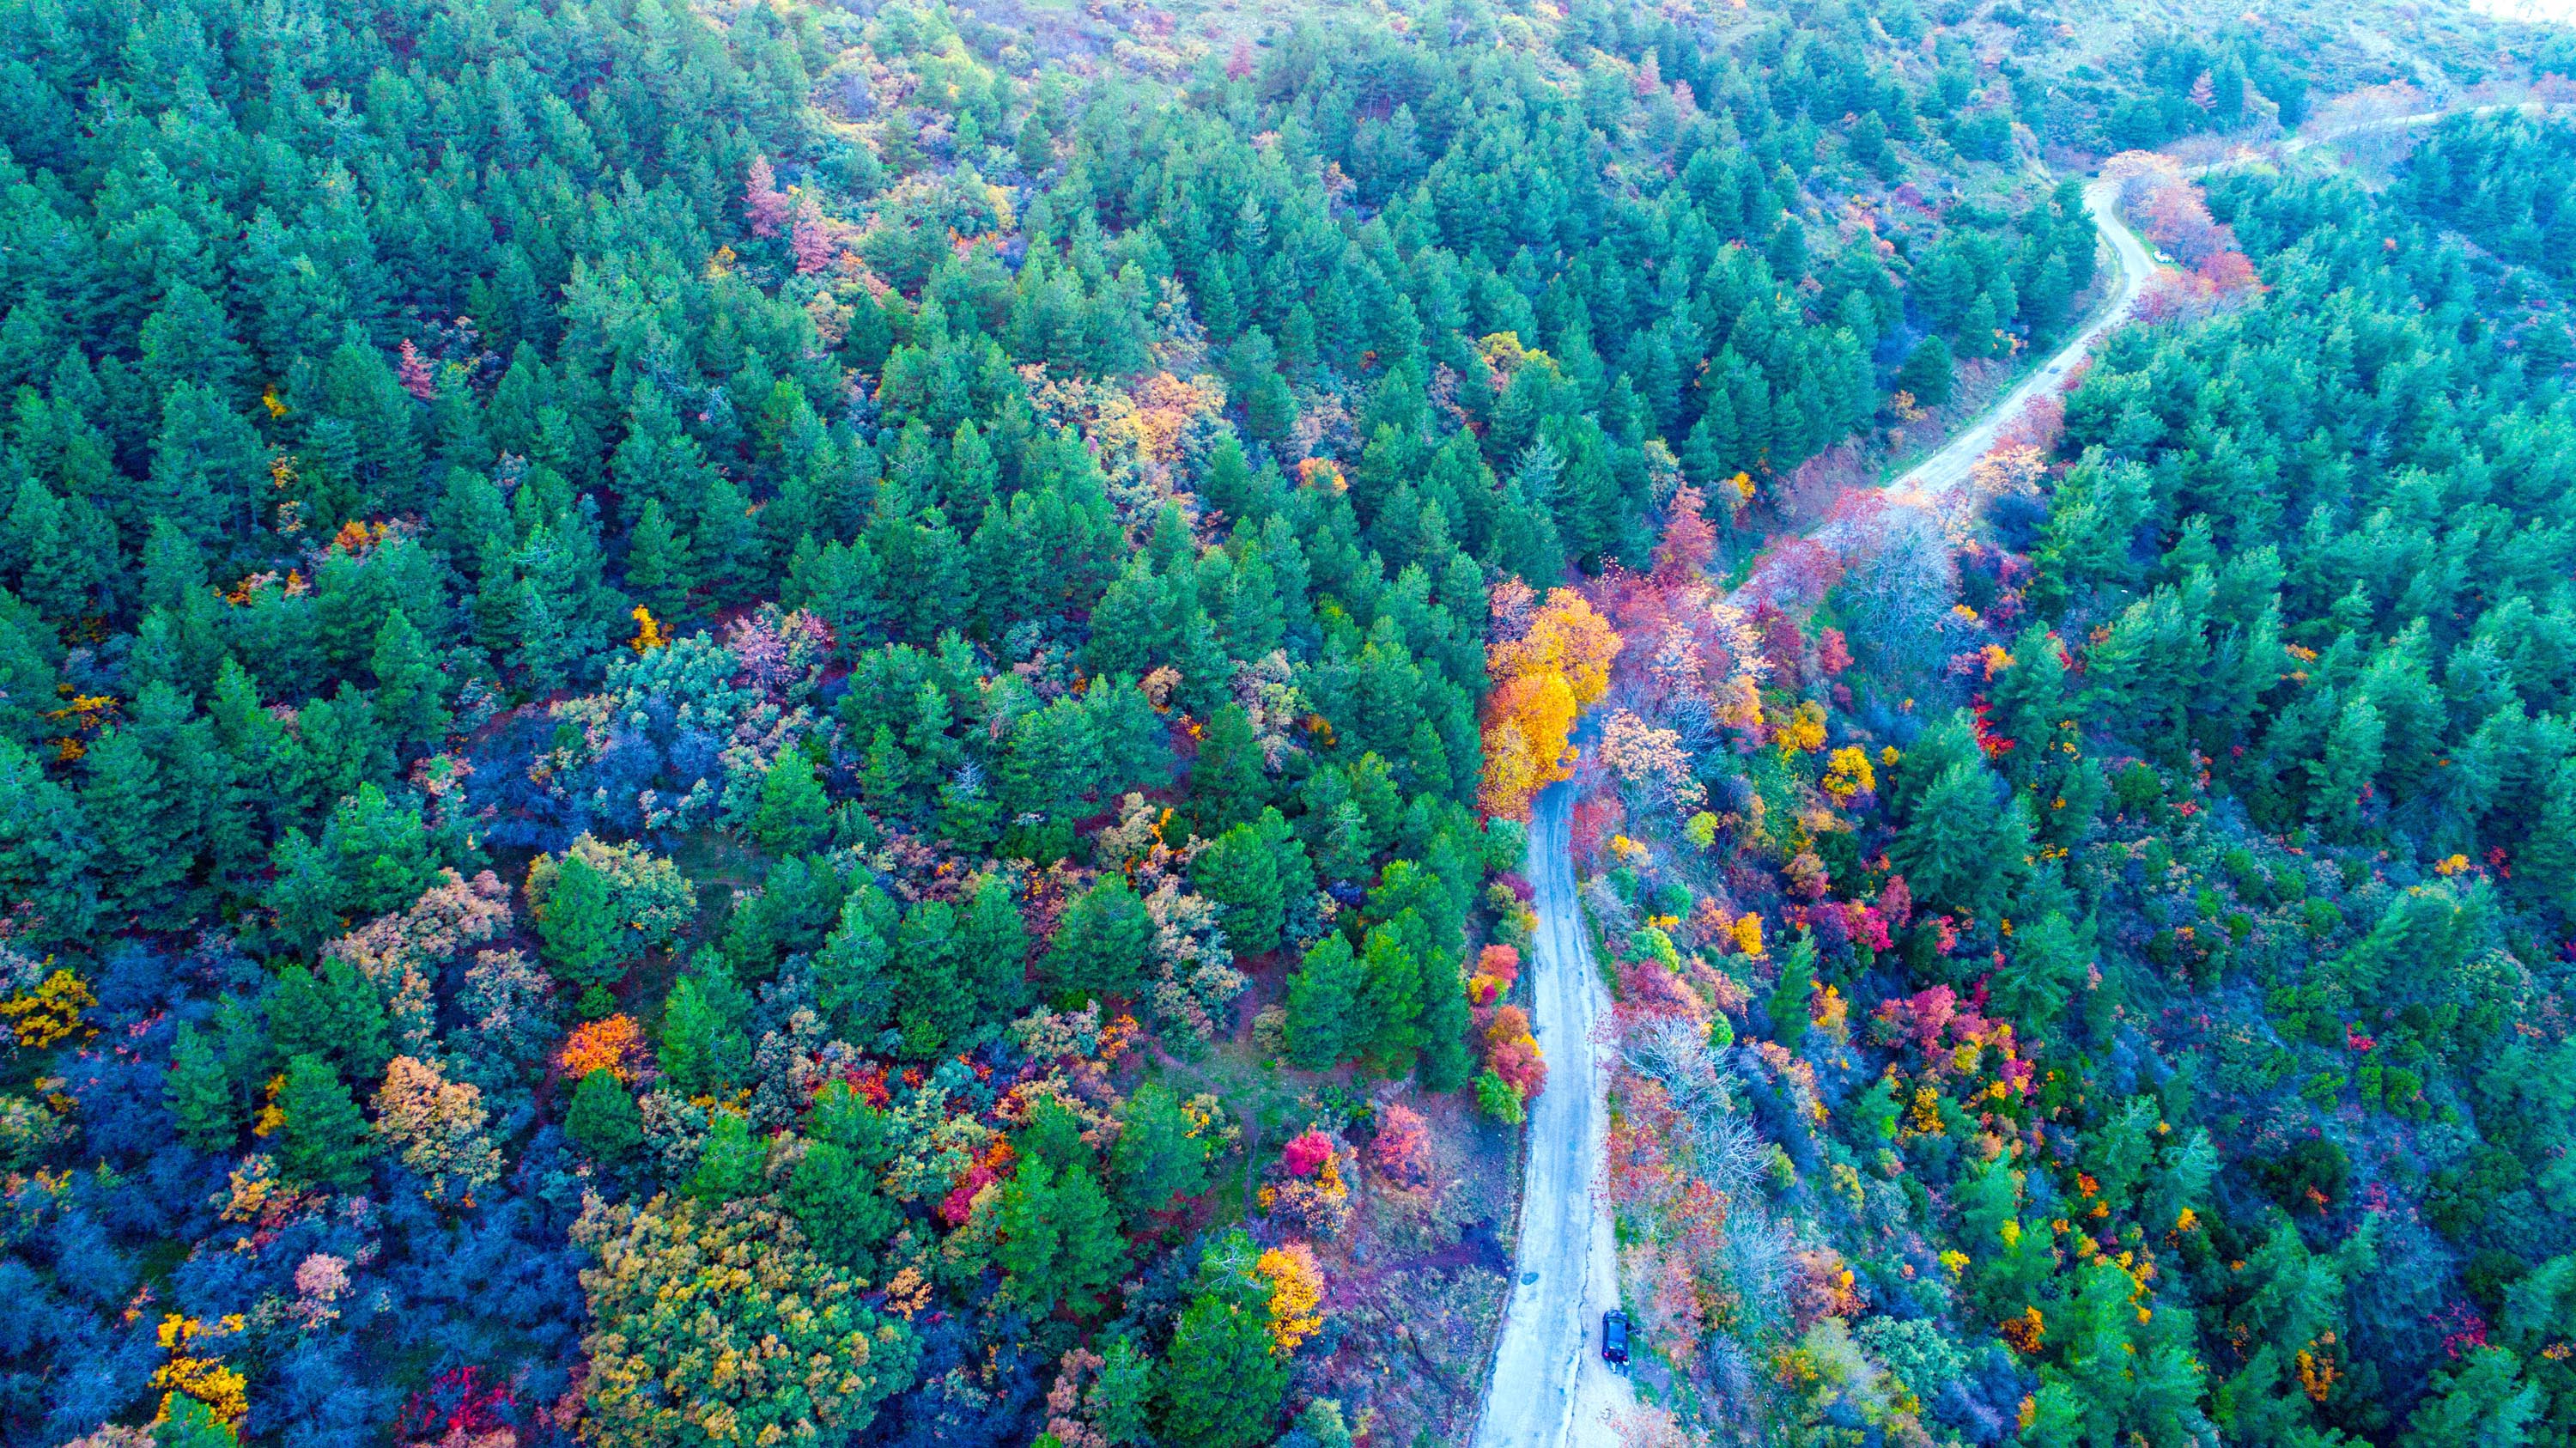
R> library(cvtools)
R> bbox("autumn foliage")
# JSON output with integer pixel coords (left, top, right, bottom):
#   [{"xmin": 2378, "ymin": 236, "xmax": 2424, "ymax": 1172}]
[
  {"xmin": 2105, "ymin": 151, "xmax": 2261, "ymax": 305},
  {"xmin": 1479, "ymin": 587, "xmax": 1621, "ymax": 819},
  {"xmin": 558, "ymin": 1014, "xmax": 649, "ymax": 1083},
  {"xmin": 1255, "ymin": 1244, "xmax": 1326, "ymax": 1354}
]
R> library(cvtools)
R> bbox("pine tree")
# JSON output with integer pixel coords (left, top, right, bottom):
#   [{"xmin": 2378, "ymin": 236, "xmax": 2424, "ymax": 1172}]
[
  {"xmin": 695, "ymin": 477, "xmax": 764, "ymax": 607},
  {"xmin": 686, "ymin": 1111, "xmax": 766, "ymax": 1201},
  {"xmin": 752, "ymin": 749, "xmax": 829, "ymax": 855},
  {"xmin": 276, "ymin": 1052, "xmax": 376, "ymax": 1190},
  {"xmin": 945, "ymin": 420, "xmax": 998, "ymax": 525},
  {"xmin": 1018, "ymin": 1095, "xmax": 1093, "ymax": 1173},
  {"xmin": 1990, "ymin": 624, "xmax": 2074, "ymax": 783},
  {"xmin": 166, "ymin": 1021, "xmax": 240, "ymax": 1153},
  {"xmin": 566, "ymin": 1068, "xmax": 643, "ymax": 1165},
  {"xmin": 1769, "ymin": 929, "xmax": 1818, "ymax": 1050},
  {"xmin": 1993, "ymin": 910, "xmax": 2087, "ymax": 1034},
  {"xmin": 1227, "ymin": 330, "xmax": 1297, "ymax": 446},
  {"xmin": 1892, "ymin": 757, "xmax": 2029, "ymax": 918},
  {"xmin": 1111, "ymin": 1082, "xmax": 1215, "ymax": 1214},
  {"xmin": 814, "ymin": 886, "xmax": 896, "ymax": 1043},
  {"xmin": 861, "ymin": 723, "xmax": 910, "ymax": 815},
  {"xmin": 1414, "ymin": 947, "xmax": 1473, "ymax": 1092},
  {"xmin": 1260, "ymin": 809, "xmax": 1316, "ymax": 922},
  {"xmin": 993, "ymin": 1157, "xmax": 1065, "ymax": 1309},
  {"xmin": 892, "ymin": 897, "xmax": 970, "ymax": 1059},
  {"xmin": 268, "ymin": 958, "xmax": 394, "ymax": 1087},
  {"xmin": 1045, "ymin": 875, "xmax": 1154, "ymax": 1002},
  {"xmin": 623, "ymin": 498, "xmax": 695, "ymax": 623},
  {"xmin": 1052, "ymin": 1162, "xmax": 1126, "ymax": 1311},
  {"xmin": 1960, "ymin": 289, "xmax": 2008, "ymax": 359},
  {"xmin": 147, "ymin": 384, "xmax": 262, "ymax": 545},
  {"xmin": 291, "ymin": 683, "xmax": 396, "ymax": 816},
  {"xmin": 155, "ymin": 1396, "xmax": 239, "ymax": 1448},
  {"xmin": 997, "ymin": 1157, "xmax": 1127, "ymax": 1313},
  {"xmin": 962, "ymin": 874, "xmax": 1030, "ymax": 1019},
  {"xmin": 1354, "ymin": 925, "xmax": 1425, "ymax": 1068},
  {"xmin": 1094, "ymin": 1338, "xmax": 1155, "ymax": 1446},
  {"xmin": 368, "ymin": 609, "xmax": 450, "ymax": 751},
  {"xmin": 1898, "ymin": 335, "xmax": 1954, "ymax": 405},
  {"xmin": 1158, "ymin": 1233, "xmax": 1291, "ymax": 1448},
  {"xmin": 1, "ymin": 478, "xmax": 104, "ymax": 622},
  {"xmin": 83, "ymin": 718, "xmax": 194, "ymax": 928},
  {"xmin": 2310, "ymin": 697, "xmax": 2385, "ymax": 834},
  {"xmin": 538, "ymin": 851, "xmax": 626, "ymax": 990},
  {"xmin": 1285, "ymin": 933, "xmax": 1362, "ymax": 1068},
  {"xmin": 1765, "ymin": 217, "xmax": 1810, "ymax": 280},
  {"xmin": 1192, "ymin": 822, "xmax": 1283, "ymax": 957},
  {"xmin": 787, "ymin": 1137, "xmax": 900, "ymax": 1274},
  {"xmin": 658, "ymin": 970, "xmax": 751, "ymax": 1095}
]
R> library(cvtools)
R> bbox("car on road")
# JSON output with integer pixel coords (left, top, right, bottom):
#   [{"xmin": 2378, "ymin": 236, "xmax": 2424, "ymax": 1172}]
[{"xmin": 1601, "ymin": 1309, "xmax": 1630, "ymax": 1369}]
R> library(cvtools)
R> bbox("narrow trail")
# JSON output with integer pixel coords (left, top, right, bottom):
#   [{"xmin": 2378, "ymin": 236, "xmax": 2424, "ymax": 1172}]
[{"xmin": 1471, "ymin": 172, "xmax": 2155, "ymax": 1448}]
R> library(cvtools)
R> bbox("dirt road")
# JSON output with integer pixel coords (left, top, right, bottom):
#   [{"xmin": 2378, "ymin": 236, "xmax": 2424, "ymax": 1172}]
[
  {"xmin": 1470, "ymin": 173, "xmax": 2155, "ymax": 1448},
  {"xmin": 1473, "ymin": 779, "xmax": 1628, "ymax": 1448},
  {"xmin": 1890, "ymin": 178, "xmax": 2153, "ymax": 500}
]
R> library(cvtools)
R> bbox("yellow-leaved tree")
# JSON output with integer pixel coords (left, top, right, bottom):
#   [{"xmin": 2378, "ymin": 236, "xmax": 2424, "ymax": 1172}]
[{"xmin": 1479, "ymin": 587, "xmax": 1620, "ymax": 819}]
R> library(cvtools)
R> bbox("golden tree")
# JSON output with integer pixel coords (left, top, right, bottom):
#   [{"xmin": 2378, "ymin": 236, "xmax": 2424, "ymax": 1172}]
[{"xmin": 1479, "ymin": 588, "xmax": 1621, "ymax": 819}]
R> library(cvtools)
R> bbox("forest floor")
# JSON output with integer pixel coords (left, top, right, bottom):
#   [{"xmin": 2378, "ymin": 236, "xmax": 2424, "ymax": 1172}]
[{"xmin": 1145, "ymin": 958, "xmax": 1528, "ymax": 1446}]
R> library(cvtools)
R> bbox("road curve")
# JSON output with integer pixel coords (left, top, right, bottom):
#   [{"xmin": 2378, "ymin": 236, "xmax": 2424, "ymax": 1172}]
[
  {"xmin": 1893, "ymin": 177, "xmax": 2153, "ymax": 500},
  {"xmin": 1475, "ymin": 779, "xmax": 1627, "ymax": 1448},
  {"xmin": 1471, "ymin": 173, "xmax": 2157, "ymax": 1448}
]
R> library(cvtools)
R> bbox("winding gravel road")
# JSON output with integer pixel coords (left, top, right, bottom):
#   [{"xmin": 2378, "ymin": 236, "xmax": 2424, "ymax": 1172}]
[
  {"xmin": 1470, "ymin": 172, "xmax": 2154, "ymax": 1448},
  {"xmin": 1886, "ymin": 178, "xmax": 2150, "ymax": 501}
]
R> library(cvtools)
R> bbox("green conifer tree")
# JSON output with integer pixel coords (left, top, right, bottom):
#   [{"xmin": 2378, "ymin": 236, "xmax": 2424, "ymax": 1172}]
[
  {"xmin": 1898, "ymin": 335, "xmax": 1954, "ymax": 406},
  {"xmin": 1892, "ymin": 757, "xmax": 2030, "ymax": 918},
  {"xmin": 368, "ymin": 609, "xmax": 450, "ymax": 751},
  {"xmin": 1191, "ymin": 823, "xmax": 1283, "ymax": 957},
  {"xmin": 1157, "ymin": 1232, "xmax": 1291, "ymax": 1448},
  {"xmin": 165, "ymin": 1021, "xmax": 240, "ymax": 1153},
  {"xmin": 658, "ymin": 970, "xmax": 752, "ymax": 1096},
  {"xmin": 963, "ymin": 874, "xmax": 1030, "ymax": 1019},
  {"xmin": 1111, "ymin": 1082, "xmax": 1215, "ymax": 1214},
  {"xmin": 753, "ymin": 749, "xmax": 829, "ymax": 855},
  {"xmin": 155, "ymin": 1396, "xmax": 239, "ymax": 1448},
  {"xmin": 814, "ymin": 886, "xmax": 896, "ymax": 1043},
  {"xmin": 1285, "ymin": 933, "xmax": 1362, "ymax": 1068},
  {"xmin": 1414, "ymin": 948, "xmax": 1473, "ymax": 1092},
  {"xmin": 276, "ymin": 1052, "xmax": 376, "ymax": 1189},
  {"xmin": 268, "ymin": 958, "xmax": 393, "ymax": 1086},
  {"xmin": 892, "ymin": 897, "xmax": 970, "ymax": 1059},
  {"xmin": 787, "ymin": 1137, "xmax": 900, "ymax": 1274},
  {"xmin": 1354, "ymin": 925, "xmax": 1424, "ymax": 1068},
  {"xmin": 1769, "ymin": 929, "xmax": 1818, "ymax": 1050},
  {"xmin": 566, "ymin": 1067, "xmax": 644, "ymax": 1166},
  {"xmin": 623, "ymin": 498, "xmax": 695, "ymax": 623},
  {"xmin": 1045, "ymin": 874, "xmax": 1153, "ymax": 1002},
  {"xmin": 686, "ymin": 1111, "xmax": 766, "ymax": 1201},
  {"xmin": 538, "ymin": 851, "xmax": 626, "ymax": 990}
]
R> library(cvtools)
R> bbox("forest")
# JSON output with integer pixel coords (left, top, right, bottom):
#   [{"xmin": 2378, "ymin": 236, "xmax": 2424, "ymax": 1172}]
[{"xmin": 0, "ymin": 0, "xmax": 2571, "ymax": 1443}]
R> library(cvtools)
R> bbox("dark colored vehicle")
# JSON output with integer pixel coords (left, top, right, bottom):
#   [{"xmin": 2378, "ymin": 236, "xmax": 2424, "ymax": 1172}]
[{"xmin": 1601, "ymin": 1309, "xmax": 1630, "ymax": 1367}]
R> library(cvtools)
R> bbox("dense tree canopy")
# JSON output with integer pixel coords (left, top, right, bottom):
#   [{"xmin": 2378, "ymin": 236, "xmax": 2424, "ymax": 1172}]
[{"xmin": 3, "ymin": 0, "xmax": 2537, "ymax": 1439}]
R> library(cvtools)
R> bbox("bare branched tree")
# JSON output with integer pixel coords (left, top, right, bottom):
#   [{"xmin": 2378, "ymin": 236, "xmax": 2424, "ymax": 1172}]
[{"xmin": 1623, "ymin": 1015, "xmax": 1767, "ymax": 1197}]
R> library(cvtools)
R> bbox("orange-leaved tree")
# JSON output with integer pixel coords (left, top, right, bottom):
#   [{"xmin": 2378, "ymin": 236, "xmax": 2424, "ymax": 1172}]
[{"xmin": 1479, "ymin": 587, "xmax": 1620, "ymax": 819}]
